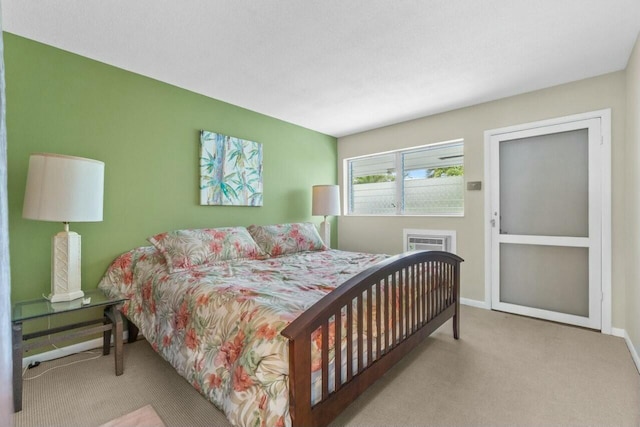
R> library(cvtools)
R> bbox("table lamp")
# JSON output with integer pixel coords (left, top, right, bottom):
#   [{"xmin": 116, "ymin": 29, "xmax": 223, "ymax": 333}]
[
  {"xmin": 22, "ymin": 153, "xmax": 104, "ymax": 302},
  {"xmin": 312, "ymin": 185, "xmax": 341, "ymax": 247}
]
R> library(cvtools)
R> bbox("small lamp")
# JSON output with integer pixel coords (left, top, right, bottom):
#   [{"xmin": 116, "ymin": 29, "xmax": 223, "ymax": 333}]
[
  {"xmin": 23, "ymin": 153, "xmax": 104, "ymax": 302},
  {"xmin": 312, "ymin": 185, "xmax": 341, "ymax": 247}
]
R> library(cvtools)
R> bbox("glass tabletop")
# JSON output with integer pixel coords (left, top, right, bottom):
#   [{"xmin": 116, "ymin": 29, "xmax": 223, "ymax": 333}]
[{"xmin": 12, "ymin": 289, "xmax": 127, "ymax": 322}]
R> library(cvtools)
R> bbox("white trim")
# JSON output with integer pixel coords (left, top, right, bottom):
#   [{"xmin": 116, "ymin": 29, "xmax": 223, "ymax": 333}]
[
  {"xmin": 611, "ymin": 327, "xmax": 625, "ymax": 338},
  {"xmin": 497, "ymin": 234, "xmax": 589, "ymax": 247},
  {"xmin": 460, "ymin": 297, "xmax": 489, "ymax": 309},
  {"xmin": 344, "ymin": 138, "xmax": 465, "ymax": 161},
  {"xmin": 599, "ymin": 109, "xmax": 612, "ymax": 335},
  {"xmin": 627, "ymin": 333, "xmax": 640, "ymax": 373},
  {"xmin": 21, "ymin": 332, "xmax": 128, "ymax": 368},
  {"xmin": 492, "ymin": 300, "xmax": 597, "ymax": 329},
  {"xmin": 483, "ymin": 109, "xmax": 612, "ymax": 333},
  {"xmin": 484, "ymin": 131, "xmax": 493, "ymax": 309},
  {"xmin": 611, "ymin": 328, "xmax": 640, "ymax": 374},
  {"xmin": 483, "ymin": 109, "xmax": 611, "ymax": 136}
]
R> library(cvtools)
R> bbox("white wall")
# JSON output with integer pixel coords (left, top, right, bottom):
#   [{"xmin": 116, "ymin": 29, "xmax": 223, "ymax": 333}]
[
  {"xmin": 0, "ymin": 12, "xmax": 13, "ymax": 424},
  {"xmin": 625, "ymin": 33, "xmax": 640, "ymax": 357},
  {"xmin": 337, "ymin": 71, "xmax": 627, "ymax": 327}
]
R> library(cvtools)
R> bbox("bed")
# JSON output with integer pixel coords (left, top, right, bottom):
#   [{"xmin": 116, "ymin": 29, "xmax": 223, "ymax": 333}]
[{"xmin": 98, "ymin": 223, "xmax": 463, "ymax": 427}]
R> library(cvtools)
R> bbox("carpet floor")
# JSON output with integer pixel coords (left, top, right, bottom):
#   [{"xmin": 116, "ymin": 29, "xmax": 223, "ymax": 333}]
[{"xmin": 13, "ymin": 306, "xmax": 640, "ymax": 427}]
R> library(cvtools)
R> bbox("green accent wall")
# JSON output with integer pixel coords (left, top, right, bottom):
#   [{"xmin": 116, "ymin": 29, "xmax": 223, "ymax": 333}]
[{"xmin": 5, "ymin": 33, "xmax": 338, "ymax": 302}]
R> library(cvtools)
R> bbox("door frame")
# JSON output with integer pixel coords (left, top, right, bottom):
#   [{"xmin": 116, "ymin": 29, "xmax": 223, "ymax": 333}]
[{"xmin": 483, "ymin": 109, "xmax": 612, "ymax": 333}]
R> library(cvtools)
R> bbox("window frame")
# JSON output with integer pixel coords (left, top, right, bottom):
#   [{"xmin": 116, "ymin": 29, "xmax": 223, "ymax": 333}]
[{"xmin": 344, "ymin": 139, "xmax": 465, "ymax": 217}]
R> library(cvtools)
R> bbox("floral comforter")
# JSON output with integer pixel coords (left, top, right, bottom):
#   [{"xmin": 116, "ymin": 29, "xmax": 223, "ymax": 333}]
[{"xmin": 98, "ymin": 246, "xmax": 386, "ymax": 427}]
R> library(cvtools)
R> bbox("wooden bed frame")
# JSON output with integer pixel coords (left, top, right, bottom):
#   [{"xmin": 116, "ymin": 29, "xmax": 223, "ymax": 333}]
[
  {"xmin": 126, "ymin": 250, "xmax": 463, "ymax": 427},
  {"xmin": 281, "ymin": 250, "xmax": 463, "ymax": 427}
]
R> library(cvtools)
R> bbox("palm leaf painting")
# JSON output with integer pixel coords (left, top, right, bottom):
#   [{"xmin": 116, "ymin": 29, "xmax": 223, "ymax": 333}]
[{"xmin": 200, "ymin": 131, "xmax": 263, "ymax": 206}]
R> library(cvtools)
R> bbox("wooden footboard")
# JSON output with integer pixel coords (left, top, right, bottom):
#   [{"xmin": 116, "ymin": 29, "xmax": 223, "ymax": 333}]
[{"xmin": 281, "ymin": 250, "xmax": 463, "ymax": 427}]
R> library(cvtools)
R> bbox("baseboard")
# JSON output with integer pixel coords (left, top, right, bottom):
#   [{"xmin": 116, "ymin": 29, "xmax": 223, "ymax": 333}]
[
  {"xmin": 460, "ymin": 297, "xmax": 489, "ymax": 309},
  {"xmin": 611, "ymin": 327, "xmax": 625, "ymax": 338},
  {"xmin": 22, "ymin": 331, "xmax": 129, "ymax": 368},
  {"xmin": 611, "ymin": 327, "xmax": 640, "ymax": 374}
]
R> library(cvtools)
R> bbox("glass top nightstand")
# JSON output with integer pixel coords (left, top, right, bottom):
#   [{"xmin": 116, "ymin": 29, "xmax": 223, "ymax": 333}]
[
  {"xmin": 11, "ymin": 289, "xmax": 127, "ymax": 413},
  {"xmin": 12, "ymin": 289, "xmax": 127, "ymax": 322}
]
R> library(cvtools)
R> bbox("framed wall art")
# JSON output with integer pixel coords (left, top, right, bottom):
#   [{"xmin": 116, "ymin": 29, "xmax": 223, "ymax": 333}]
[{"xmin": 199, "ymin": 130, "xmax": 263, "ymax": 206}]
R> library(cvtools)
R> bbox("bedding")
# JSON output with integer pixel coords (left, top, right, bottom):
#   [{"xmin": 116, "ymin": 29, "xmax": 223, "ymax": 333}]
[
  {"xmin": 247, "ymin": 222, "xmax": 327, "ymax": 256},
  {"xmin": 98, "ymin": 245, "xmax": 387, "ymax": 427},
  {"xmin": 148, "ymin": 226, "xmax": 266, "ymax": 273}
]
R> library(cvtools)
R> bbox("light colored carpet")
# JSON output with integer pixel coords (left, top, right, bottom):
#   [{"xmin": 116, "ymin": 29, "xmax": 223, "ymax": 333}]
[
  {"xmin": 13, "ymin": 339, "xmax": 231, "ymax": 427},
  {"xmin": 13, "ymin": 306, "xmax": 640, "ymax": 427}
]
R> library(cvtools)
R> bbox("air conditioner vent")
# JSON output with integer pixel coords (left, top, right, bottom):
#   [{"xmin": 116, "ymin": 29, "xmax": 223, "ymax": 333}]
[{"xmin": 403, "ymin": 229, "xmax": 456, "ymax": 254}]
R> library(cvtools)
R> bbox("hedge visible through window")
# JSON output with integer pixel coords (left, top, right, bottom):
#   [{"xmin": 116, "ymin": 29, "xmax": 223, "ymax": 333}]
[{"xmin": 346, "ymin": 140, "xmax": 464, "ymax": 216}]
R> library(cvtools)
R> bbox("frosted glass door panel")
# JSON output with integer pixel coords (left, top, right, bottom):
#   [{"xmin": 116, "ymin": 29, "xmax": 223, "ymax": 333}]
[
  {"xmin": 499, "ymin": 129, "xmax": 588, "ymax": 237},
  {"xmin": 500, "ymin": 243, "xmax": 589, "ymax": 317}
]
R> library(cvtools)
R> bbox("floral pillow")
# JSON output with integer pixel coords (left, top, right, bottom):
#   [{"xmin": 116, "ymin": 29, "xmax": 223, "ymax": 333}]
[
  {"xmin": 147, "ymin": 227, "xmax": 266, "ymax": 273},
  {"xmin": 247, "ymin": 222, "xmax": 327, "ymax": 257}
]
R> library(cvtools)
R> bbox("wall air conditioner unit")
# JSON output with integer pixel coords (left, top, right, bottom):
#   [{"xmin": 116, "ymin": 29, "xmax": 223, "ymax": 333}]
[{"xmin": 403, "ymin": 229, "xmax": 457, "ymax": 254}]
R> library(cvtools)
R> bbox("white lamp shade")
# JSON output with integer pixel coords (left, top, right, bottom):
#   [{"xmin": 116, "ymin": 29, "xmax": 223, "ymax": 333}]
[
  {"xmin": 312, "ymin": 185, "xmax": 341, "ymax": 216},
  {"xmin": 23, "ymin": 153, "xmax": 104, "ymax": 222}
]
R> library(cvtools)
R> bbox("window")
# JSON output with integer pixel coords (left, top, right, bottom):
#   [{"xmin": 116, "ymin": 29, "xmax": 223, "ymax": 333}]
[{"xmin": 346, "ymin": 140, "xmax": 464, "ymax": 216}]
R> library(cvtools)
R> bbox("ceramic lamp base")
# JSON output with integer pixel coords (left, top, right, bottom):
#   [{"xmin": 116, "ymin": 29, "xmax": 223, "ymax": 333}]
[
  {"xmin": 320, "ymin": 220, "xmax": 331, "ymax": 248},
  {"xmin": 50, "ymin": 229, "xmax": 84, "ymax": 302}
]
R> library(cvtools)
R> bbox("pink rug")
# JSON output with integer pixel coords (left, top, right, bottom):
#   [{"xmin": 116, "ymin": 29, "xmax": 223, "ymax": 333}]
[{"xmin": 99, "ymin": 404, "xmax": 165, "ymax": 427}]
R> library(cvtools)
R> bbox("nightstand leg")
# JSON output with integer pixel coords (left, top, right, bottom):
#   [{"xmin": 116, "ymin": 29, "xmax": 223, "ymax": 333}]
[
  {"xmin": 110, "ymin": 305, "xmax": 124, "ymax": 376},
  {"xmin": 103, "ymin": 307, "xmax": 111, "ymax": 356},
  {"xmin": 104, "ymin": 305, "xmax": 124, "ymax": 375},
  {"xmin": 12, "ymin": 321, "xmax": 23, "ymax": 412}
]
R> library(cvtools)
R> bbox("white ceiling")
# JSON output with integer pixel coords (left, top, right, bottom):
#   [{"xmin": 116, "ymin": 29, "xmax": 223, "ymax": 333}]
[{"xmin": 3, "ymin": 1, "xmax": 640, "ymax": 137}]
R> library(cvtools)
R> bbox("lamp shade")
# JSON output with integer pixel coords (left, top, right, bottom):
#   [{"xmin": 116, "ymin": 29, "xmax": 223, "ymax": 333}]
[
  {"xmin": 312, "ymin": 185, "xmax": 341, "ymax": 216},
  {"xmin": 23, "ymin": 153, "xmax": 104, "ymax": 222}
]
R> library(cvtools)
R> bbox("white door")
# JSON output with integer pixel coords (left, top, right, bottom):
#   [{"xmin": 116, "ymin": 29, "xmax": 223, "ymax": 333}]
[{"xmin": 488, "ymin": 115, "xmax": 607, "ymax": 330}]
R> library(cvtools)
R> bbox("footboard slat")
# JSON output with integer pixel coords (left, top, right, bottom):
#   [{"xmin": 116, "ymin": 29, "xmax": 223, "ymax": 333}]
[
  {"xmin": 346, "ymin": 301, "xmax": 353, "ymax": 382},
  {"xmin": 391, "ymin": 272, "xmax": 397, "ymax": 347},
  {"xmin": 357, "ymin": 294, "xmax": 363, "ymax": 373},
  {"xmin": 436, "ymin": 262, "xmax": 441, "ymax": 314},
  {"xmin": 282, "ymin": 251, "xmax": 463, "ymax": 427},
  {"xmin": 393, "ymin": 270, "xmax": 404, "ymax": 347},
  {"xmin": 420, "ymin": 264, "xmax": 427, "ymax": 327},
  {"xmin": 334, "ymin": 307, "xmax": 342, "ymax": 393},
  {"xmin": 410, "ymin": 264, "xmax": 416, "ymax": 334},
  {"xmin": 321, "ymin": 319, "xmax": 329, "ymax": 400},
  {"xmin": 407, "ymin": 267, "xmax": 412, "ymax": 334},
  {"xmin": 375, "ymin": 280, "xmax": 382, "ymax": 359},
  {"xmin": 447, "ymin": 264, "xmax": 452, "ymax": 305},
  {"xmin": 383, "ymin": 278, "xmax": 390, "ymax": 354},
  {"xmin": 366, "ymin": 285, "xmax": 373, "ymax": 366},
  {"xmin": 427, "ymin": 261, "xmax": 432, "ymax": 321},
  {"xmin": 431, "ymin": 265, "xmax": 435, "ymax": 316},
  {"xmin": 419, "ymin": 264, "xmax": 424, "ymax": 327},
  {"xmin": 408, "ymin": 268, "xmax": 412, "ymax": 333},
  {"xmin": 436, "ymin": 261, "xmax": 441, "ymax": 317}
]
